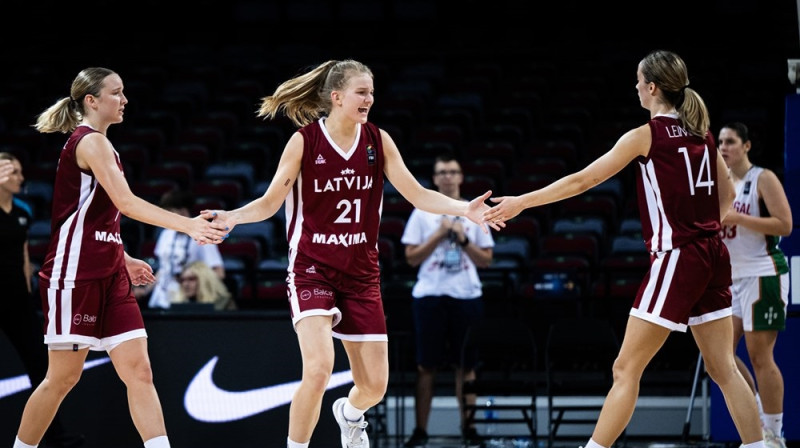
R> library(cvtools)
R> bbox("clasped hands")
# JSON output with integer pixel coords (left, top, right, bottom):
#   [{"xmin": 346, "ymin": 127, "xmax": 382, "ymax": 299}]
[
  {"xmin": 473, "ymin": 191, "xmax": 525, "ymax": 231},
  {"xmin": 189, "ymin": 210, "xmax": 234, "ymax": 245}
]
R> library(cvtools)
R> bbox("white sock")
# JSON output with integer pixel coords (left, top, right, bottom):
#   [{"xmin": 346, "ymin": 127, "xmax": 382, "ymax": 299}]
[
  {"xmin": 585, "ymin": 438, "xmax": 607, "ymax": 448},
  {"xmin": 13, "ymin": 436, "xmax": 37, "ymax": 448},
  {"xmin": 287, "ymin": 437, "xmax": 309, "ymax": 448},
  {"xmin": 144, "ymin": 435, "xmax": 170, "ymax": 448},
  {"xmin": 343, "ymin": 399, "xmax": 367, "ymax": 422},
  {"xmin": 763, "ymin": 413, "xmax": 783, "ymax": 436}
]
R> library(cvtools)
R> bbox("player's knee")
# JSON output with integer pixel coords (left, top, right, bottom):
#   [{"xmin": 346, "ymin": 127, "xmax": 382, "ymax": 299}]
[
  {"xmin": 357, "ymin": 375, "xmax": 388, "ymax": 401},
  {"xmin": 748, "ymin": 352, "xmax": 775, "ymax": 371},
  {"xmin": 117, "ymin": 360, "xmax": 155, "ymax": 387},
  {"xmin": 303, "ymin": 366, "xmax": 333, "ymax": 393},
  {"xmin": 43, "ymin": 370, "xmax": 82, "ymax": 395},
  {"xmin": 610, "ymin": 355, "xmax": 641, "ymax": 383},
  {"xmin": 703, "ymin": 358, "xmax": 737, "ymax": 386}
]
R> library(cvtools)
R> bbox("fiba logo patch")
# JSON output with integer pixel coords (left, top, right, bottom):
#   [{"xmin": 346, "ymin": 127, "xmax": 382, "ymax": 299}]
[
  {"xmin": 300, "ymin": 290, "xmax": 312, "ymax": 301},
  {"xmin": 366, "ymin": 145, "xmax": 375, "ymax": 165}
]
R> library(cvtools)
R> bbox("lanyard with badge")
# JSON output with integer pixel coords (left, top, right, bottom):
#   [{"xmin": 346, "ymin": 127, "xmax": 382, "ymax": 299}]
[{"xmin": 442, "ymin": 216, "xmax": 463, "ymax": 273}]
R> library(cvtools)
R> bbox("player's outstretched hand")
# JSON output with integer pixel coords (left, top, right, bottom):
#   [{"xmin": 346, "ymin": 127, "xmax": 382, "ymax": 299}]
[
  {"xmin": 466, "ymin": 190, "xmax": 505, "ymax": 233},
  {"xmin": 483, "ymin": 195, "xmax": 525, "ymax": 225}
]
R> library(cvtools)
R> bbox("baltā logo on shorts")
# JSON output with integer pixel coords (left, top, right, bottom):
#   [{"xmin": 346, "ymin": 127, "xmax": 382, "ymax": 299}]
[{"xmin": 73, "ymin": 313, "xmax": 97, "ymax": 326}]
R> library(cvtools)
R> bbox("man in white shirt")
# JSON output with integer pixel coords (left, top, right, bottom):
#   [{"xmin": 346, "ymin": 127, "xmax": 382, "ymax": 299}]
[{"xmin": 401, "ymin": 153, "xmax": 495, "ymax": 447}]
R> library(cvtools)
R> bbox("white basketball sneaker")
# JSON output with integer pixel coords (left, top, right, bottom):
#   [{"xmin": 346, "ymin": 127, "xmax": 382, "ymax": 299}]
[
  {"xmin": 332, "ymin": 397, "xmax": 369, "ymax": 448},
  {"xmin": 763, "ymin": 427, "xmax": 786, "ymax": 448}
]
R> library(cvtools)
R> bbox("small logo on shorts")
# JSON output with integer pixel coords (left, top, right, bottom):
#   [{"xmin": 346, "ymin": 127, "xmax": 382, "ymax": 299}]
[
  {"xmin": 300, "ymin": 290, "xmax": 312, "ymax": 301},
  {"xmin": 765, "ymin": 306, "xmax": 779, "ymax": 324},
  {"xmin": 73, "ymin": 314, "xmax": 97, "ymax": 326},
  {"xmin": 305, "ymin": 265, "xmax": 317, "ymax": 274},
  {"xmin": 313, "ymin": 288, "xmax": 334, "ymax": 297}
]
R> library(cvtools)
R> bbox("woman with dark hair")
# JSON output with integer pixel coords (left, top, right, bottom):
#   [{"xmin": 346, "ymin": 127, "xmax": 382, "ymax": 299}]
[{"xmin": 719, "ymin": 121, "xmax": 791, "ymax": 448}]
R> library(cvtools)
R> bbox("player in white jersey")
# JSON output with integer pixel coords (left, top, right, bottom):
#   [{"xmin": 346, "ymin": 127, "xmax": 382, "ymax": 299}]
[{"xmin": 719, "ymin": 122, "xmax": 792, "ymax": 448}]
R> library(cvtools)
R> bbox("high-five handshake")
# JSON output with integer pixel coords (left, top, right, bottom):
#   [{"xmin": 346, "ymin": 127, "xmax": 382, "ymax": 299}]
[
  {"xmin": 199, "ymin": 188, "xmax": 515, "ymax": 244},
  {"xmin": 483, "ymin": 194, "xmax": 526, "ymax": 226}
]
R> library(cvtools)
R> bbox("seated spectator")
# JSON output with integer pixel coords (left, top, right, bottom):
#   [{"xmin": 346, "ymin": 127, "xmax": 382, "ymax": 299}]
[
  {"xmin": 173, "ymin": 261, "xmax": 236, "ymax": 311},
  {"xmin": 135, "ymin": 189, "xmax": 225, "ymax": 308}
]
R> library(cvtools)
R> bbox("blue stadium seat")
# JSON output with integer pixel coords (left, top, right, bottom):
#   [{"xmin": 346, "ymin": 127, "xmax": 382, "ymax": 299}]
[
  {"xmin": 551, "ymin": 217, "xmax": 606, "ymax": 240},
  {"xmin": 205, "ymin": 161, "xmax": 256, "ymax": 193}
]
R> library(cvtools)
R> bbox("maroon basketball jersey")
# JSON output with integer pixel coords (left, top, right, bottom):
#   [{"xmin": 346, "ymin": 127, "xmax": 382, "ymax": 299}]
[
  {"xmin": 39, "ymin": 125, "xmax": 125, "ymax": 289},
  {"xmin": 635, "ymin": 115, "xmax": 721, "ymax": 252},
  {"xmin": 286, "ymin": 119, "xmax": 385, "ymax": 278}
]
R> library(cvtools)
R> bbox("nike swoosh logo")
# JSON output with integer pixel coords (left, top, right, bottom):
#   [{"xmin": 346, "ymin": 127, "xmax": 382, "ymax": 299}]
[
  {"xmin": 0, "ymin": 357, "xmax": 111, "ymax": 400},
  {"xmin": 184, "ymin": 356, "xmax": 354, "ymax": 423}
]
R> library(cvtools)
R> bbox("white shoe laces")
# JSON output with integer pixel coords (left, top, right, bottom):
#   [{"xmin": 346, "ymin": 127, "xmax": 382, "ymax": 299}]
[{"xmin": 345, "ymin": 419, "xmax": 368, "ymax": 447}]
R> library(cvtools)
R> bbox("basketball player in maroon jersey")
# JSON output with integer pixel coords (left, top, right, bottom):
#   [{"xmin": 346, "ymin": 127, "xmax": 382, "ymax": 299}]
[
  {"xmin": 201, "ymin": 59, "xmax": 500, "ymax": 448},
  {"xmin": 12, "ymin": 67, "xmax": 228, "ymax": 448},
  {"xmin": 484, "ymin": 50, "xmax": 765, "ymax": 448}
]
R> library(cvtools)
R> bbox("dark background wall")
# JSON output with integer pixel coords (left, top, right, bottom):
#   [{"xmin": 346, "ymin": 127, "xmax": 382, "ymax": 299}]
[
  {"xmin": 1, "ymin": 0, "xmax": 798, "ymax": 176},
  {"xmin": 0, "ymin": 1, "xmax": 799, "ymax": 447}
]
